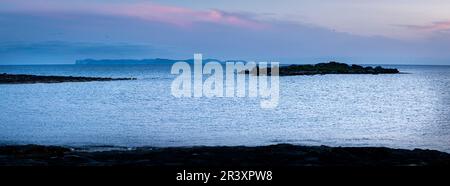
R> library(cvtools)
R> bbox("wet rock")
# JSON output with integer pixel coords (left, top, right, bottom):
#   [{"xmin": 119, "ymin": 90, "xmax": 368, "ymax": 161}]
[
  {"xmin": 1, "ymin": 144, "xmax": 449, "ymax": 166},
  {"xmin": 0, "ymin": 73, "xmax": 136, "ymax": 84}
]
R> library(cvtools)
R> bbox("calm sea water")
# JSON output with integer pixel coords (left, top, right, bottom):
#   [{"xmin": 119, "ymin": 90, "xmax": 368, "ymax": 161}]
[{"xmin": 1, "ymin": 64, "xmax": 450, "ymax": 152}]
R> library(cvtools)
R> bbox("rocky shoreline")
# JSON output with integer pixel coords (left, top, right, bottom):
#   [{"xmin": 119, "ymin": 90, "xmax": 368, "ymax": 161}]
[
  {"xmin": 1, "ymin": 144, "xmax": 449, "ymax": 166},
  {"xmin": 0, "ymin": 73, "xmax": 136, "ymax": 84},
  {"xmin": 242, "ymin": 62, "xmax": 400, "ymax": 76}
]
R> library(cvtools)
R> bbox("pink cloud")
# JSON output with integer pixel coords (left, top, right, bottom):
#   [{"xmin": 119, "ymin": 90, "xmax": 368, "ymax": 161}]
[
  {"xmin": 0, "ymin": 0, "xmax": 267, "ymax": 29},
  {"xmin": 398, "ymin": 21, "xmax": 450, "ymax": 32},
  {"xmin": 100, "ymin": 3, "xmax": 267, "ymax": 29}
]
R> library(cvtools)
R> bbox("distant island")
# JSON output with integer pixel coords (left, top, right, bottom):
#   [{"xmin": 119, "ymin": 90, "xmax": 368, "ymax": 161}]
[
  {"xmin": 75, "ymin": 58, "xmax": 245, "ymax": 65},
  {"xmin": 0, "ymin": 73, "xmax": 136, "ymax": 84},
  {"xmin": 76, "ymin": 59, "xmax": 400, "ymax": 76},
  {"xmin": 241, "ymin": 61, "xmax": 400, "ymax": 76}
]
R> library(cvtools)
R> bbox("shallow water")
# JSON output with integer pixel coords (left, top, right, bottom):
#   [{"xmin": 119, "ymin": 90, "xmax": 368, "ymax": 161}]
[{"xmin": 1, "ymin": 64, "xmax": 450, "ymax": 152}]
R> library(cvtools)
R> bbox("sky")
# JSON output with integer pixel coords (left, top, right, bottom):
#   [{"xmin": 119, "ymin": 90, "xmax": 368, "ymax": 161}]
[{"xmin": 1, "ymin": 0, "xmax": 450, "ymax": 65}]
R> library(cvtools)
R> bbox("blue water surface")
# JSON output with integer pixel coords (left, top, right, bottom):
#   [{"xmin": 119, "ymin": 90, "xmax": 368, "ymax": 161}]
[{"xmin": 1, "ymin": 64, "xmax": 449, "ymax": 152}]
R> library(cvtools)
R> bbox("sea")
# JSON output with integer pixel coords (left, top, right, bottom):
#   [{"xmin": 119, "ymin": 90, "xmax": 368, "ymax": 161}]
[{"xmin": 1, "ymin": 64, "xmax": 450, "ymax": 152}]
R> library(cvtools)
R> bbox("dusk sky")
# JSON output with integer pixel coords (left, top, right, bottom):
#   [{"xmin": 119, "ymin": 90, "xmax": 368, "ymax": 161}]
[{"xmin": 1, "ymin": 0, "xmax": 450, "ymax": 64}]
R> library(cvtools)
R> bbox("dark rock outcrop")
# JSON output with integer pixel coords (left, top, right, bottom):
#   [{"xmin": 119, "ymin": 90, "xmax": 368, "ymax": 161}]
[
  {"xmin": 0, "ymin": 73, "xmax": 136, "ymax": 84},
  {"xmin": 1, "ymin": 144, "xmax": 449, "ymax": 166},
  {"xmin": 241, "ymin": 61, "xmax": 400, "ymax": 76}
]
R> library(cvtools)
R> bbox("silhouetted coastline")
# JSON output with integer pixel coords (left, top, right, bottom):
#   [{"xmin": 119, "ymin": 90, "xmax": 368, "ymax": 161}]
[
  {"xmin": 0, "ymin": 73, "xmax": 136, "ymax": 84},
  {"xmin": 1, "ymin": 144, "xmax": 449, "ymax": 166}
]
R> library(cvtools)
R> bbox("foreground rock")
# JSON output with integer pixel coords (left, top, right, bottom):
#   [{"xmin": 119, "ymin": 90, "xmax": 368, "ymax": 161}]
[
  {"xmin": 0, "ymin": 73, "xmax": 136, "ymax": 84},
  {"xmin": 242, "ymin": 61, "xmax": 400, "ymax": 76},
  {"xmin": 1, "ymin": 144, "xmax": 449, "ymax": 166}
]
